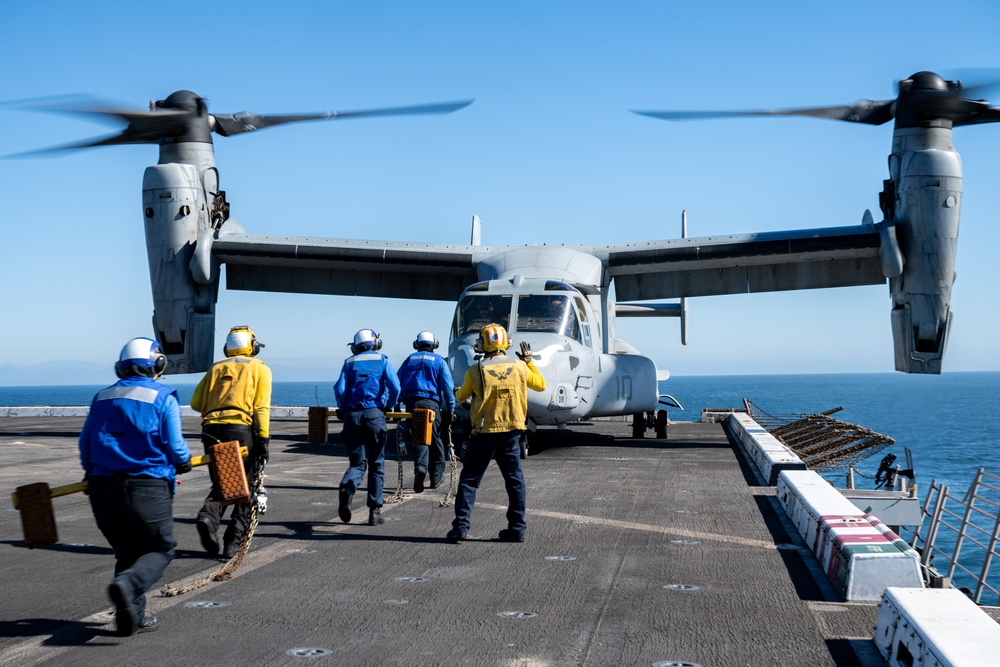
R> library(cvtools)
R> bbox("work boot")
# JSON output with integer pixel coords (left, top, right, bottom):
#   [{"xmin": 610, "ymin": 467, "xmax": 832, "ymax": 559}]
[
  {"xmin": 338, "ymin": 487, "xmax": 354, "ymax": 523},
  {"xmin": 414, "ymin": 468, "xmax": 426, "ymax": 493},
  {"xmin": 368, "ymin": 507, "xmax": 385, "ymax": 526},
  {"xmin": 498, "ymin": 528, "xmax": 525, "ymax": 543},
  {"xmin": 196, "ymin": 516, "xmax": 219, "ymax": 555},
  {"xmin": 446, "ymin": 527, "xmax": 467, "ymax": 543},
  {"xmin": 107, "ymin": 579, "xmax": 137, "ymax": 637},
  {"xmin": 222, "ymin": 543, "xmax": 239, "ymax": 559},
  {"xmin": 137, "ymin": 616, "xmax": 159, "ymax": 633}
]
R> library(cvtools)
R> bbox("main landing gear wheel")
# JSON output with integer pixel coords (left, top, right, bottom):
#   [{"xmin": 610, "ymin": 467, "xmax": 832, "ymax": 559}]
[
  {"xmin": 632, "ymin": 413, "xmax": 645, "ymax": 439},
  {"xmin": 519, "ymin": 432, "xmax": 529, "ymax": 459},
  {"xmin": 655, "ymin": 410, "xmax": 668, "ymax": 439}
]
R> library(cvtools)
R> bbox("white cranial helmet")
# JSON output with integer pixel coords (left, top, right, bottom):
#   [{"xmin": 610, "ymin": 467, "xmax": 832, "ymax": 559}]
[
  {"xmin": 351, "ymin": 329, "xmax": 381, "ymax": 353},
  {"xmin": 413, "ymin": 331, "xmax": 439, "ymax": 350}
]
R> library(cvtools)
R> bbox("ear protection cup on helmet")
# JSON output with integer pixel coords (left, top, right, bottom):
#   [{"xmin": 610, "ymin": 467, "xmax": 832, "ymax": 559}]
[{"xmin": 152, "ymin": 350, "xmax": 167, "ymax": 376}]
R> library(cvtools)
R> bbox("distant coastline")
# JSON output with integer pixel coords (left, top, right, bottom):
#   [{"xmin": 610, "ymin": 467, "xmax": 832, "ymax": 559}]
[{"xmin": 0, "ymin": 358, "xmax": 340, "ymax": 387}]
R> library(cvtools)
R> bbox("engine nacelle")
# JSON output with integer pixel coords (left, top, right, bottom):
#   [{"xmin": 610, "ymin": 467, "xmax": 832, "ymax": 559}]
[
  {"xmin": 142, "ymin": 162, "xmax": 219, "ymax": 374},
  {"xmin": 886, "ymin": 127, "xmax": 960, "ymax": 374}
]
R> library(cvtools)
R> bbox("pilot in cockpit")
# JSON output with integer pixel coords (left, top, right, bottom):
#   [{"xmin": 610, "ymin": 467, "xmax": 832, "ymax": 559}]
[
  {"xmin": 464, "ymin": 302, "xmax": 495, "ymax": 333},
  {"xmin": 539, "ymin": 295, "xmax": 580, "ymax": 340},
  {"xmin": 462, "ymin": 297, "xmax": 511, "ymax": 335},
  {"xmin": 546, "ymin": 295, "xmax": 567, "ymax": 318}
]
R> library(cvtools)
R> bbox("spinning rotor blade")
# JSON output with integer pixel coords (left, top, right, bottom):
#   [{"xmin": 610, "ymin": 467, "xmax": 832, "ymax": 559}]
[
  {"xmin": 633, "ymin": 99, "xmax": 895, "ymax": 125},
  {"xmin": 949, "ymin": 104, "xmax": 1000, "ymax": 126},
  {"xmin": 634, "ymin": 70, "xmax": 1000, "ymax": 130},
  {"xmin": 943, "ymin": 67, "xmax": 1000, "ymax": 100},
  {"xmin": 5, "ymin": 92, "xmax": 473, "ymax": 154},
  {"xmin": 3, "ymin": 100, "xmax": 202, "ymax": 156},
  {"xmin": 211, "ymin": 99, "xmax": 474, "ymax": 137},
  {"xmin": 4, "ymin": 132, "xmax": 161, "ymax": 158}
]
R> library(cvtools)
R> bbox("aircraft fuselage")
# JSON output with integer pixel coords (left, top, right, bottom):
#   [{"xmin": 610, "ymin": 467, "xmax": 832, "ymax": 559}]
[{"xmin": 448, "ymin": 276, "xmax": 659, "ymax": 429}]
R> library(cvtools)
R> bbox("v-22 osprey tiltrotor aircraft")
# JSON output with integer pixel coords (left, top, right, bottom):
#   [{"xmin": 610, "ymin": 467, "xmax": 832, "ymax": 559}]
[{"xmin": 11, "ymin": 71, "xmax": 1000, "ymax": 447}]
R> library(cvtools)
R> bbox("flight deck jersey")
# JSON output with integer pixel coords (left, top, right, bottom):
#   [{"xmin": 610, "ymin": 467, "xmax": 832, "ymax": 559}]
[
  {"xmin": 334, "ymin": 351, "xmax": 401, "ymax": 411},
  {"xmin": 398, "ymin": 350, "xmax": 456, "ymax": 410},
  {"xmin": 455, "ymin": 354, "xmax": 545, "ymax": 433},
  {"xmin": 79, "ymin": 376, "xmax": 190, "ymax": 484},
  {"xmin": 191, "ymin": 356, "xmax": 272, "ymax": 438}
]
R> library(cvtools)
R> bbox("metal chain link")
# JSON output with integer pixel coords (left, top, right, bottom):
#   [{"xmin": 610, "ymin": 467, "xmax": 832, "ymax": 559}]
[
  {"xmin": 383, "ymin": 424, "xmax": 406, "ymax": 505},
  {"xmin": 160, "ymin": 460, "xmax": 266, "ymax": 597},
  {"xmin": 438, "ymin": 421, "xmax": 458, "ymax": 507}
]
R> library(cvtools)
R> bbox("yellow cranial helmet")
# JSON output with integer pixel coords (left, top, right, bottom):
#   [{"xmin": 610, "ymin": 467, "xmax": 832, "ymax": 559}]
[
  {"xmin": 480, "ymin": 323, "xmax": 511, "ymax": 353},
  {"xmin": 224, "ymin": 325, "xmax": 262, "ymax": 357}
]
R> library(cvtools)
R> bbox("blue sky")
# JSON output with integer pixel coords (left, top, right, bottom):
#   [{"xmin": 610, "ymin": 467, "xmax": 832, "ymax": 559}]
[{"xmin": 2, "ymin": 1, "xmax": 999, "ymax": 384}]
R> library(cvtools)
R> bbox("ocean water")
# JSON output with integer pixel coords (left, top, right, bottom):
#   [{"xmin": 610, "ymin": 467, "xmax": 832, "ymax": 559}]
[
  {"xmin": 2, "ymin": 372, "xmax": 997, "ymax": 491},
  {"xmin": 4, "ymin": 372, "xmax": 999, "ymax": 594},
  {"xmin": 663, "ymin": 371, "xmax": 1000, "ymax": 599},
  {"xmin": 664, "ymin": 372, "xmax": 1000, "ymax": 490}
]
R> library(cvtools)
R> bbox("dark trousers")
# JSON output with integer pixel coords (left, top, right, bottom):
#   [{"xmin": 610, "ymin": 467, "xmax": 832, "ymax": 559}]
[
  {"xmin": 339, "ymin": 408, "xmax": 387, "ymax": 508},
  {"xmin": 452, "ymin": 430, "xmax": 526, "ymax": 535},
  {"xmin": 404, "ymin": 397, "xmax": 445, "ymax": 486},
  {"xmin": 88, "ymin": 475, "xmax": 176, "ymax": 621},
  {"xmin": 198, "ymin": 423, "xmax": 253, "ymax": 546}
]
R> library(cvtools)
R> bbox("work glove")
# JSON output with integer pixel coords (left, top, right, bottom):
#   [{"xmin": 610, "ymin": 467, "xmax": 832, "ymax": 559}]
[
  {"xmin": 82, "ymin": 474, "xmax": 90, "ymax": 495},
  {"xmin": 516, "ymin": 341, "xmax": 533, "ymax": 361},
  {"xmin": 253, "ymin": 436, "xmax": 270, "ymax": 463},
  {"xmin": 175, "ymin": 458, "xmax": 193, "ymax": 475},
  {"xmin": 335, "ymin": 408, "xmax": 344, "ymax": 420}
]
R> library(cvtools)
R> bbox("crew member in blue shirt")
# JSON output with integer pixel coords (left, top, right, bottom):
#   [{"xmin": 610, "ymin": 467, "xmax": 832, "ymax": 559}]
[
  {"xmin": 79, "ymin": 337, "xmax": 192, "ymax": 637},
  {"xmin": 397, "ymin": 331, "xmax": 456, "ymax": 492},
  {"xmin": 334, "ymin": 329, "xmax": 401, "ymax": 526}
]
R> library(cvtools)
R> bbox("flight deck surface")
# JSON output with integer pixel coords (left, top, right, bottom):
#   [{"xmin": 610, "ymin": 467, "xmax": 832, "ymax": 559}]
[{"xmin": 0, "ymin": 415, "xmax": 883, "ymax": 666}]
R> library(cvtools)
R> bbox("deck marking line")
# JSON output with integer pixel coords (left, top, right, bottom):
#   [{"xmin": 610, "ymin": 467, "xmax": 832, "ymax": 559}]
[{"xmin": 474, "ymin": 502, "xmax": 776, "ymax": 549}]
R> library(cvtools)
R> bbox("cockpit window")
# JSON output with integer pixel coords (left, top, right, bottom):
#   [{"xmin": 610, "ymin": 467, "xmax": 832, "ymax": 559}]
[
  {"xmin": 574, "ymin": 296, "xmax": 592, "ymax": 347},
  {"xmin": 453, "ymin": 294, "xmax": 512, "ymax": 337},
  {"xmin": 514, "ymin": 294, "xmax": 581, "ymax": 341}
]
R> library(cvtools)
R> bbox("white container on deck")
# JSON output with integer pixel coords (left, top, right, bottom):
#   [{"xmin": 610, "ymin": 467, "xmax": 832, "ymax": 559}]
[{"xmin": 874, "ymin": 587, "xmax": 1000, "ymax": 666}]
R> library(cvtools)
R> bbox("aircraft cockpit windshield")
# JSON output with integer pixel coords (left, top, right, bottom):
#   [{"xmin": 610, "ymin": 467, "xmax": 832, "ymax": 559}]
[
  {"xmin": 454, "ymin": 294, "xmax": 513, "ymax": 337},
  {"xmin": 515, "ymin": 293, "xmax": 581, "ymax": 342}
]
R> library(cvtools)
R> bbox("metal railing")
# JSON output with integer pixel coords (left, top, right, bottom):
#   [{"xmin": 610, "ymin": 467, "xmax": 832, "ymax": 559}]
[{"xmin": 908, "ymin": 468, "xmax": 1000, "ymax": 606}]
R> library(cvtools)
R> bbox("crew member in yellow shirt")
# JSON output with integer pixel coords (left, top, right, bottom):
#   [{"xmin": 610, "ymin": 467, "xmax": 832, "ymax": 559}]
[
  {"xmin": 191, "ymin": 325, "xmax": 272, "ymax": 559},
  {"xmin": 447, "ymin": 323, "xmax": 545, "ymax": 544}
]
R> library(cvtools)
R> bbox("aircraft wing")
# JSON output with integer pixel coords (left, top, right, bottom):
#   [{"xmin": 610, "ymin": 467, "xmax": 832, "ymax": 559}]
[
  {"xmin": 212, "ymin": 233, "xmax": 482, "ymax": 301},
  {"xmin": 587, "ymin": 224, "xmax": 885, "ymax": 301}
]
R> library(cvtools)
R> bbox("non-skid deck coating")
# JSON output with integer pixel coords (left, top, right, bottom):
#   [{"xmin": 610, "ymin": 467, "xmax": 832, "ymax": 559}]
[{"xmin": 0, "ymin": 415, "xmax": 883, "ymax": 666}]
